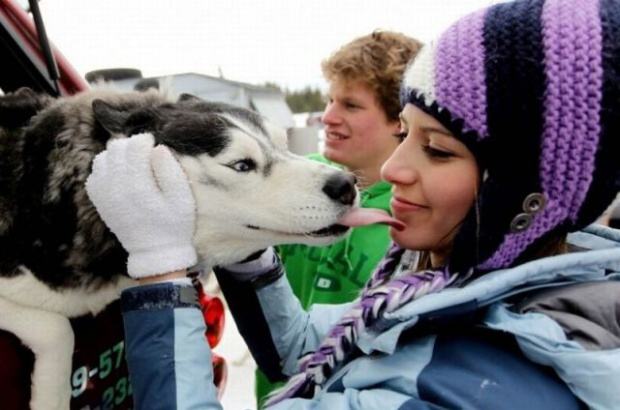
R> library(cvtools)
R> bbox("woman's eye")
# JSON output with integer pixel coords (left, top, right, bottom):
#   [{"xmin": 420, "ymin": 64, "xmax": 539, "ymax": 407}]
[
  {"xmin": 393, "ymin": 131, "xmax": 407, "ymax": 143},
  {"xmin": 228, "ymin": 159, "xmax": 257, "ymax": 172},
  {"xmin": 422, "ymin": 145, "xmax": 454, "ymax": 159}
]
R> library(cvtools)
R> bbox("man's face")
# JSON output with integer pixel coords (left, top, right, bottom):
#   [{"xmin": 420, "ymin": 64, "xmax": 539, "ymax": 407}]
[{"xmin": 321, "ymin": 80, "xmax": 400, "ymax": 183}]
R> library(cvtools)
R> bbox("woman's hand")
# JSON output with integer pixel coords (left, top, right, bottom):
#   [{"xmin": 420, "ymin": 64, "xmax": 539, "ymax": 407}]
[{"xmin": 86, "ymin": 133, "xmax": 198, "ymax": 279}]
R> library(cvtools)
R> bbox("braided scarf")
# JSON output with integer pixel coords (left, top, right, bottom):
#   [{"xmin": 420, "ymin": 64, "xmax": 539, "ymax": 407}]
[{"xmin": 265, "ymin": 243, "xmax": 458, "ymax": 407}]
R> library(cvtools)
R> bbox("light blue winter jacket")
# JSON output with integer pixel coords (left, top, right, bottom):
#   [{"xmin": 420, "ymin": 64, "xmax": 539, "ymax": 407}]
[{"xmin": 122, "ymin": 225, "xmax": 620, "ymax": 409}]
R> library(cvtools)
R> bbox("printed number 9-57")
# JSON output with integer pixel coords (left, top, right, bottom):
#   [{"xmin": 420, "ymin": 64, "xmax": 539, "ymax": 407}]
[{"xmin": 71, "ymin": 341, "xmax": 125, "ymax": 397}]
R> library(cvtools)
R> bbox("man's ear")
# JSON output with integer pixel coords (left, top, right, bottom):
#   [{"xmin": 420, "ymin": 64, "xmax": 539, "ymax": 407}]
[{"xmin": 92, "ymin": 99, "xmax": 129, "ymax": 134}]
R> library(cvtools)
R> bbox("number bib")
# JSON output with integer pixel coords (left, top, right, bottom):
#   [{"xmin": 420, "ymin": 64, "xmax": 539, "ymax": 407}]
[{"xmin": 70, "ymin": 301, "xmax": 133, "ymax": 410}]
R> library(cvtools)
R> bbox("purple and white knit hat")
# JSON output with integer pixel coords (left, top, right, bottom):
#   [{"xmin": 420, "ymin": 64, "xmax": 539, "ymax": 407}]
[{"xmin": 401, "ymin": 0, "xmax": 620, "ymax": 275}]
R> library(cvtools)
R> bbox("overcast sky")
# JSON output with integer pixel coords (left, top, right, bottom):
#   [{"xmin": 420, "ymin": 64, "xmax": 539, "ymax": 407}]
[{"xmin": 37, "ymin": 0, "xmax": 498, "ymax": 91}]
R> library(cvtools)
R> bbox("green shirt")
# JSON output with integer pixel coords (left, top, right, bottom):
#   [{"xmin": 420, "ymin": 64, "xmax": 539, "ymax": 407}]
[{"xmin": 255, "ymin": 154, "xmax": 393, "ymax": 406}]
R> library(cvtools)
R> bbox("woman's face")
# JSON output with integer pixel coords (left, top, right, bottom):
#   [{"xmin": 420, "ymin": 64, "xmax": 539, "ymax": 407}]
[{"xmin": 381, "ymin": 104, "xmax": 479, "ymax": 264}]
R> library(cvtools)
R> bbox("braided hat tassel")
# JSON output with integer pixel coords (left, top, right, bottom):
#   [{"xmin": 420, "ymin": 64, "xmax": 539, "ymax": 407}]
[{"xmin": 265, "ymin": 268, "xmax": 456, "ymax": 407}]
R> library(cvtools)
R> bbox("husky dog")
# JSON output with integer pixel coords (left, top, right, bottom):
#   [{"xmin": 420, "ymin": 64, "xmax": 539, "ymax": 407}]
[{"xmin": 0, "ymin": 87, "xmax": 363, "ymax": 409}]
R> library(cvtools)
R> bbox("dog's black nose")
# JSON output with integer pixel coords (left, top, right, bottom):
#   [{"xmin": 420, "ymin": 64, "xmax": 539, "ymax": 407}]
[{"xmin": 323, "ymin": 173, "xmax": 356, "ymax": 205}]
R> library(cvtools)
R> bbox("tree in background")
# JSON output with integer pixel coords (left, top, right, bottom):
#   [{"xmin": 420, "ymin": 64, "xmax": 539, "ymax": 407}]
[{"xmin": 264, "ymin": 83, "xmax": 325, "ymax": 113}]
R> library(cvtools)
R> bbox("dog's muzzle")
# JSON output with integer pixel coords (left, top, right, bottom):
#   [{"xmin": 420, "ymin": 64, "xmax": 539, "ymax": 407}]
[{"xmin": 322, "ymin": 173, "xmax": 357, "ymax": 205}]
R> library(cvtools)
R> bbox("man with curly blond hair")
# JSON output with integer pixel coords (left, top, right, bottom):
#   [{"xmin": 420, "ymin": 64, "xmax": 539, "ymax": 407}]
[{"xmin": 256, "ymin": 30, "xmax": 422, "ymax": 407}]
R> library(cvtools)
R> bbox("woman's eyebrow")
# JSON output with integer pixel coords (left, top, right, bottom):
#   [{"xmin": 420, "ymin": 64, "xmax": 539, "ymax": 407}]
[
  {"xmin": 420, "ymin": 126, "xmax": 452, "ymax": 137},
  {"xmin": 399, "ymin": 113, "xmax": 408, "ymax": 126}
]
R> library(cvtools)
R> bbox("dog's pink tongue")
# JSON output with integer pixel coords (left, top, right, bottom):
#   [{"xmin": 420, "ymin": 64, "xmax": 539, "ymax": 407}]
[{"xmin": 338, "ymin": 208, "xmax": 406, "ymax": 231}]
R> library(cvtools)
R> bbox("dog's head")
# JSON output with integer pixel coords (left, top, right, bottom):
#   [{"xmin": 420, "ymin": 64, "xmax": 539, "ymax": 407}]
[{"xmin": 93, "ymin": 94, "xmax": 359, "ymax": 266}]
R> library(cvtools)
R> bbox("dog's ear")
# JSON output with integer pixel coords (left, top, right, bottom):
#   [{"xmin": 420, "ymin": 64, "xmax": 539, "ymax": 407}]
[
  {"xmin": 92, "ymin": 99, "xmax": 130, "ymax": 134},
  {"xmin": 11, "ymin": 87, "xmax": 39, "ymax": 99},
  {"xmin": 0, "ymin": 87, "xmax": 53, "ymax": 129},
  {"xmin": 93, "ymin": 99, "xmax": 163, "ymax": 138},
  {"xmin": 178, "ymin": 93, "xmax": 202, "ymax": 103}
]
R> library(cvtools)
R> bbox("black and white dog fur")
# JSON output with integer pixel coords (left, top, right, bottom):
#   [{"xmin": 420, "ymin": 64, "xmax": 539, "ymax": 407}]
[{"xmin": 0, "ymin": 87, "xmax": 357, "ymax": 409}]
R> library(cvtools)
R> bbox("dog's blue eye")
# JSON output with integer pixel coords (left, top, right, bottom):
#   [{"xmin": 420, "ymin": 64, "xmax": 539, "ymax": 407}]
[{"xmin": 229, "ymin": 159, "xmax": 256, "ymax": 172}]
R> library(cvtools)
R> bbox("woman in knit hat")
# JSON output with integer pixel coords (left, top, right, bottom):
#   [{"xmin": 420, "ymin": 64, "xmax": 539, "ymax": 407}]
[{"xmin": 86, "ymin": 0, "xmax": 620, "ymax": 408}]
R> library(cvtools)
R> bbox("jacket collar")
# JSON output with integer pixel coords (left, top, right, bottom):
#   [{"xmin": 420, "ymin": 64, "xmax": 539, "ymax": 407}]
[{"xmin": 357, "ymin": 225, "xmax": 620, "ymax": 354}]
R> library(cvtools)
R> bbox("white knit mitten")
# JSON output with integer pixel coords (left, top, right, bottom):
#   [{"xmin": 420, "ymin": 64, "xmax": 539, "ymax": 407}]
[{"xmin": 85, "ymin": 133, "xmax": 197, "ymax": 278}]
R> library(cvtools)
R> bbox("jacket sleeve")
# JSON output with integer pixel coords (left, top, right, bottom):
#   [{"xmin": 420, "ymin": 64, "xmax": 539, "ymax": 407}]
[
  {"xmin": 265, "ymin": 389, "xmax": 416, "ymax": 410},
  {"xmin": 120, "ymin": 282, "xmax": 222, "ymax": 410},
  {"xmin": 215, "ymin": 263, "xmax": 352, "ymax": 382}
]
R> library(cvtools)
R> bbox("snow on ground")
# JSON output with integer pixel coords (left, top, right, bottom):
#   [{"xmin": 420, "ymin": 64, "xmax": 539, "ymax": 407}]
[
  {"xmin": 206, "ymin": 276, "xmax": 257, "ymax": 410},
  {"xmin": 215, "ymin": 307, "xmax": 257, "ymax": 410}
]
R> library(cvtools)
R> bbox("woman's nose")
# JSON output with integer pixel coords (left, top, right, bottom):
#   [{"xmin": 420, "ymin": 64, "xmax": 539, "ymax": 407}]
[{"xmin": 381, "ymin": 147, "xmax": 418, "ymax": 185}]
